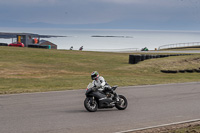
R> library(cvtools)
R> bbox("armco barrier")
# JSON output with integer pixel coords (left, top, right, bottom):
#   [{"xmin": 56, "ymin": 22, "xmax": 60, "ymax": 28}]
[{"xmin": 129, "ymin": 54, "xmax": 192, "ymax": 64}]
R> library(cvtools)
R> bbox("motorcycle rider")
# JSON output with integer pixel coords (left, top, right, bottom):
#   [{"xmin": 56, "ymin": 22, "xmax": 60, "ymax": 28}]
[{"xmin": 91, "ymin": 71, "xmax": 119, "ymax": 101}]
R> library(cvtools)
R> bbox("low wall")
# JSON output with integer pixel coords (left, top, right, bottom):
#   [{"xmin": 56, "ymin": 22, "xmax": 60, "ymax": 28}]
[
  {"xmin": 28, "ymin": 45, "xmax": 50, "ymax": 49},
  {"xmin": 0, "ymin": 43, "xmax": 8, "ymax": 46}
]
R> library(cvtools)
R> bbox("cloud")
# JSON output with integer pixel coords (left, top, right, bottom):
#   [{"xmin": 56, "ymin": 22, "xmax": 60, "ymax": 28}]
[
  {"xmin": 91, "ymin": 0, "xmax": 142, "ymax": 4},
  {"xmin": 1, "ymin": 0, "xmax": 200, "ymax": 28},
  {"xmin": 0, "ymin": 0, "xmax": 57, "ymax": 5}
]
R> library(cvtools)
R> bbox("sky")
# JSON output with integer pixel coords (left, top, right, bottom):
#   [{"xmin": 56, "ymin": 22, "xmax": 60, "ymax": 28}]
[{"xmin": 1, "ymin": 0, "xmax": 200, "ymax": 30}]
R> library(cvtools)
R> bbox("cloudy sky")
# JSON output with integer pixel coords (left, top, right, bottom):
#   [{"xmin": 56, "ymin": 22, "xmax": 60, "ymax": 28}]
[{"xmin": 1, "ymin": 0, "xmax": 200, "ymax": 30}]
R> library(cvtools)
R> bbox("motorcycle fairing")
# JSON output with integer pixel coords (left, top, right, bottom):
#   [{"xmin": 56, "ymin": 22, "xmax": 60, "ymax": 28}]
[{"xmin": 92, "ymin": 91, "xmax": 114, "ymax": 108}]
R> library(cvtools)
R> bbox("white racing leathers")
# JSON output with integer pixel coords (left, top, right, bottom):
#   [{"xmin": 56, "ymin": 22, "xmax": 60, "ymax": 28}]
[
  {"xmin": 92, "ymin": 76, "xmax": 106, "ymax": 91},
  {"xmin": 92, "ymin": 76, "xmax": 119, "ymax": 101}
]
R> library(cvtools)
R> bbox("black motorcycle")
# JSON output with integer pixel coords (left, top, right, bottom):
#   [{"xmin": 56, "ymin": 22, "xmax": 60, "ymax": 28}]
[{"xmin": 84, "ymin": 83, "xmax": 128, "ymax": 112}]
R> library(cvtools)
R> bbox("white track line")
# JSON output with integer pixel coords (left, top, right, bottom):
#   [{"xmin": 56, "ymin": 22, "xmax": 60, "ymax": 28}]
[{"xmin": 115, "ymin": 119, "xmax": 200, "ymax": 133}]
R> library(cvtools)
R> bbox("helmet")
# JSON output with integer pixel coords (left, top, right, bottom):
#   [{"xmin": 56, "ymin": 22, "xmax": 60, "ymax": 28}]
[{"xmin": 91, "ymin": 71, "xmax": 99, "ymax": 80}]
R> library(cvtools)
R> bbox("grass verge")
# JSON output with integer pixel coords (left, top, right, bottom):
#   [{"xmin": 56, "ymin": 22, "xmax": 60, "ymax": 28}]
[
  {"xmin": 0, "ymin": 46, "xmax": 200, "ymax": 94},
  {"xmin": 131, "ymin": 121, "xmax": 200, "ymax": 133}
]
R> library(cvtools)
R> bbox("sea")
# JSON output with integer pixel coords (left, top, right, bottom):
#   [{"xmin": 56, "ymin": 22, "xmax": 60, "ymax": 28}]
[{"xmin": 1, "ymin": 27, "xmax": 200, "ymax": 51}]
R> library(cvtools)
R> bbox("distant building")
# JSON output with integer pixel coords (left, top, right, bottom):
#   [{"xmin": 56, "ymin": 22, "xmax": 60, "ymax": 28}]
[
  {"xmin": 39, "ymin": 40, "xmax": 57, "ymax": 49},
  {"xmin": 0, "ymin": 32, "xmax": 65, "ymax": 49}
]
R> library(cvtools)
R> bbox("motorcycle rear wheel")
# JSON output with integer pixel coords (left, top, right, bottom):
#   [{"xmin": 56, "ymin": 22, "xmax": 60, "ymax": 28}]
[
  {"xmin": 115, "ymin": 95, "xmax": 128, "ymax": 110},
  {"xmin": 84, "ymin": 97, "xmax": 98, "ymax": 112}
]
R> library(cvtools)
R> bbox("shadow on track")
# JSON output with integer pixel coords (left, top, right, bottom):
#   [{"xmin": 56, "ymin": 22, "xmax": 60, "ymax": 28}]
[{"xmin": 65, "ymin": 108, "xmax": 121, "ymax": 113}]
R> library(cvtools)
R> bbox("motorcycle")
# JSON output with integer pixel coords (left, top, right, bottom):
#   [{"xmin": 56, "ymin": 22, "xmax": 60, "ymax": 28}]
[{"xmin": 84, "ymin": 83, "xmax": 128, "ymax": 112}]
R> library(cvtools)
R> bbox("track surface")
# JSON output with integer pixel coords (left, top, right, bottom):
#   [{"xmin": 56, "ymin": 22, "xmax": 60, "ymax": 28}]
[{"xmin": 0, "ymin": 82, "xmax": 200, "ymax": 133}]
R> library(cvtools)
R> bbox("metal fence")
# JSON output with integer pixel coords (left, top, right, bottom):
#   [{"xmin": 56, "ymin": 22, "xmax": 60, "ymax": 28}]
[
  {"xmin": 158, "ymin": 42, "xmax": 200, "ymax": 50},
  {"xmin": 85, "ymin": 48, "xmax": 140, "ymax": 52}
]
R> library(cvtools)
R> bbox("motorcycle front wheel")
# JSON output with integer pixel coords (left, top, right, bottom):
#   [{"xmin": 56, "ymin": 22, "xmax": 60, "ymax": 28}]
[
  {"xmin": 115, "ymin": 95, "xmax": 128, "ymax": 110},
  {"xmin": 84, "ymin": 97, "xmax": 98, "ymax": 112}
]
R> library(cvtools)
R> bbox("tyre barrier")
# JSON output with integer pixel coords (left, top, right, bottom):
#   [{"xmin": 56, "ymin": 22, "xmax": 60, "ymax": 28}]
[
  {"xmin": 156, "ymin": 55, "xmax": 160, "ymax": 58},
  {"xmin": 161, "ymin": 69, "xmax": 200, "ymax": 73},
  {"xmin": 194, "ymin": 69, "xmax": 200, "ymax": 73},
  {"xmin": 141, "ymin": 55, "xmax": 146, "ymax": 61},
  {"xmin": 129, "ymin": 55, "xmax": 141, "ymax": 64},
  {"xmin": 129, "ymin": 54, "xmax": 191, "ymax": 64},
  {"xmin": 185, "ymin": 69, "xmax": 194, "ymax": 73},
  {"xmin": 179, "ymin": 70, "xmax": 185, "ymax": 73},
  {"xmin": 160, "ymin": 70, "xmax": 178, "ymax": 73},
  {"xmin": 146, "ymin": 55, "xmax": 151, "ymax": 59},
  {"xmin": 129, "ymin": 55, "xmax": 134, "ymax": 64}
]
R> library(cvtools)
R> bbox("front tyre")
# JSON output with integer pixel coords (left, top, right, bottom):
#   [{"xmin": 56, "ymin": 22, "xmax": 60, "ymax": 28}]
[
  {"xmin": 84, "ymin": 97, "xmax": 98, "ymax": 112},
  {"xmin": 115, "ymin": 95, "xmax": 128, "ymax": 110}
]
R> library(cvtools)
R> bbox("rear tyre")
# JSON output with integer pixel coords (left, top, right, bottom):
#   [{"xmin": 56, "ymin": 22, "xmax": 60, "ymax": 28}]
[
  {"xmin": 115, "ymin": 95, "xmax": 128, "ymax": 110},
  {"xmin": 84, "ymin": 97, "xmax": 98, "ymax": 112}
]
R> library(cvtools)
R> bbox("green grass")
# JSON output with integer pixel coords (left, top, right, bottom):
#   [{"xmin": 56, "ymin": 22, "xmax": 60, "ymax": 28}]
[{"xmin": 0, "ymin": 46, "xmax": 200, "ymax": 94}]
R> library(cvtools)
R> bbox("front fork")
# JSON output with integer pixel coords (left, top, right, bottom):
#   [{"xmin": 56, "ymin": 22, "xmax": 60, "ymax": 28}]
[{"xmin": 89, "ymin": 97, "xmax": 95, "ymax": 105}]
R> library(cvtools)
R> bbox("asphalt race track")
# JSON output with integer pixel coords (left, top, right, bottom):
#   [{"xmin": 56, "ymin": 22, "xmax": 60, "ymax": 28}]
[{"xmin": 0, "ymin": 82, "xmax": 200, "ymax": 133}]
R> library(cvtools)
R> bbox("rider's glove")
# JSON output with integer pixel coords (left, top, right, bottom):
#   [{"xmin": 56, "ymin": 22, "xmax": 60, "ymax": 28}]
[{"xmin": 98, "ymin": 85, "xmax": 104, "ymax": 91}]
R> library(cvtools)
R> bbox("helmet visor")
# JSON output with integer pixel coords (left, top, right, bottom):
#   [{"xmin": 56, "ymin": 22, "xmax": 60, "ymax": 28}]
[
  {"xmin": 91, "ymin": 74, "xmax": 99, "ymax": 80},
  {"xmin": 91, "ymin": 75, "xmax": 96, "ymax": 80}
]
